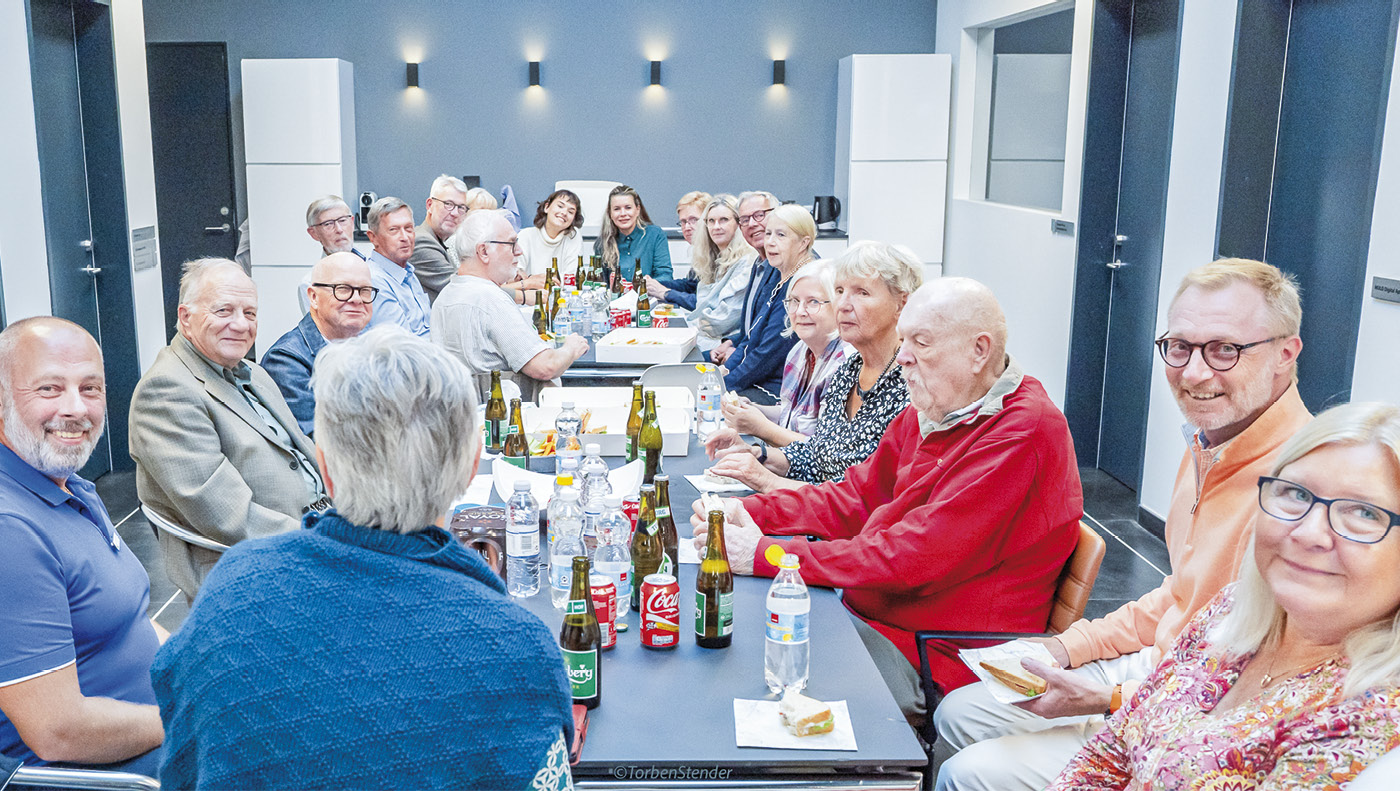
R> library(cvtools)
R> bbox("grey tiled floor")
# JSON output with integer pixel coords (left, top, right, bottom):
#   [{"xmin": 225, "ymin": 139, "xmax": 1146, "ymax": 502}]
[{"xmin": 94, "ymin": 466, "xmax": 1168, "ymax": 631}]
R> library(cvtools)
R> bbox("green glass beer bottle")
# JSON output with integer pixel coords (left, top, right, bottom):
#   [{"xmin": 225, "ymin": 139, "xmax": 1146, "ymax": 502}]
[
  {"xmin": 559, "ymin": 555, "xmax": 601, "ymax": 708},
  {"xmin": 695, "ymin": 508, "xmax": 734, "ymax": 648},
  {"xmin": 639, "ymin": 390, "xmax": 664, "ymax": 484}
]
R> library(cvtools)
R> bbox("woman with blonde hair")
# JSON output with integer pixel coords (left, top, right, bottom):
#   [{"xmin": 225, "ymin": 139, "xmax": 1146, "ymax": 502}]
[
  {"xmin": 594, "ymin": 185, "xmax": 672, "ymax": 281},
  {"xmin": 1052, "ymin": 401, "xmax": 1400, "ymax": 789},
  {"xmin": 659, "ymin": 195, "xmax": 755, "ymax": 348}
]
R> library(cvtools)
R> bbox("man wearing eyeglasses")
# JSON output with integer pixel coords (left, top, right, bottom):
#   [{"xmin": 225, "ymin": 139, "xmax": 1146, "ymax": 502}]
[
  {"xmin": 409, "ymin": 175, "xmax": 470, "ymax": 304},
  {"xmin": 262, "ymin": 252, "xmax": 375, "ymax": 437},
  {"xmin": 431, "ymin": 210, "xmax": 588, "ymax": 399},
  {"xmin": 363, "ymin": 196, "xmax": 431, "ymax": 338},
  {"xmin": 712, "ymin": 191, "xmax": 779, "ymax": 366},
  {"xmin": 934, "ymin": 258, "xmax": 1313, "ymax": 791},
  {"xmin": 304, "ymin": 195, "xmax": 363, "ymax": 258}
]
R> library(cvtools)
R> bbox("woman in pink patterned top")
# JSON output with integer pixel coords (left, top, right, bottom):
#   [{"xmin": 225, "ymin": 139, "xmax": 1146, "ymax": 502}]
[{"xmin": 1052, "ymin": 402, "xmax": 1400, "ymax": 790}]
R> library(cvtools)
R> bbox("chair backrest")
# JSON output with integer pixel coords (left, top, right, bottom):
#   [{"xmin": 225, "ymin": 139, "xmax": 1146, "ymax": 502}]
[
  {"xmin": 9, "ymin": 766, "xmax": 159, "ymax": 790},
  {"xmin": 640, "ymin": 363, "xmax": 704, "ymax": 393},
  {"xmin": 141, "ymin": 503, "xmax": 230, "ymax": 554},
  {"xmin": 1048, "ymin": 521, "xmax": 1106, "ymax": 634},
  {"xmin": 554, "ymin": 180, "xmax": 622, "ymax": 236}
]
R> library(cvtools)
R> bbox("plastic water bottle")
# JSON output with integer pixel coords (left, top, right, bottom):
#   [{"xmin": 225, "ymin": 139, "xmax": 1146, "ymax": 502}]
[
  {"xmin": 552, "ymin": 303, "xmax": 570, "ymax": 347},
  {"xmin": 765, "ymin": 553, "xmax": 811, "ymax": 693},
  {"xmin": 505, "ymin": 480, "xmax": 540, "ymax": 597},
  {"xmin": 579, "ymin": 443, "xmax": 611, "ymax": 508},
  {"xmin": 555, "ymin": 402, "xmax": 582, "ymax": 456},
  {"xmin": 549, "ymin": 489, "xmax": 585, "ymax": 608},
  {"xmin": 582, "ymin": 502, "xmax": 602, "ymax": 554},
  {"xmin": 590, "ymin": 288, "xmax": 611, "ymax": 339},
  {"xmin": 548, "ymin": 470, "xmax": 580, "ymax": 551},
  {"xmin": 569, "ymin": 290, "xmax": 592, "ymax": 337},
  {"xmin": 593, "ymin": 495, "xmax": 633, "ymax": 618},
  {"xmin": 696, "ymin": 363, "xmax": 725, "ymax": 438},
  {"xmin": 555, "ymin": 446, "xmax": 582, "ymax": 478}
]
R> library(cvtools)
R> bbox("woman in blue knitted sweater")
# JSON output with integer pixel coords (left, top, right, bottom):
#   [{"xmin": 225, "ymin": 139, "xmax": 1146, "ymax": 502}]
[{"xmin": 151, "ymin": 328, "xmax": 575, "ymax": 791}]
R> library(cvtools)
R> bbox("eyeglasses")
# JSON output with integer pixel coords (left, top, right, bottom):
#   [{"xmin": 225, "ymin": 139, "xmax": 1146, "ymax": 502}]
[
  {"xmin": 311, "ymin": 214, "xmax": 354, "ymax": 231},
  {"xmin": 738, "ymin": 208, "xmax": 774, "ymax": 226},
  {"xmin": 488, "ymin": 239, "xmax": 521, "ymax": 251},
  {"xmin": 783, "ymin": 297, "xmax": 831, "ymax": 313},
  {"xmin": 1257, "ymin": 476, "xmax": 1400, "ymax": 544},
  {"xmin": 311, "ymin": 283, "xmax": 379, "ymax": 302},
  {"xmin": 1154, "ymin": 336, "xmax": 1280, "ymax": 371},
  {"xmin": 678, "ymin": 218, "xmax": 700, "ymax": 227},
  {"xmin": 431, "ymin": 197, "xmax": 469, "ymax": 215}
]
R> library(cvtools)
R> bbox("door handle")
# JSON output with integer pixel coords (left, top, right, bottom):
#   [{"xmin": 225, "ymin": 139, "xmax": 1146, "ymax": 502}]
[
  {"xmin": 204, "ymin": 223, "xmax": 232, "ymax": 234},
  {"xmin": 1106, "ymin": 260, "xmax": 1127, "ymax": 270},
  {"xmin": 81, "ymin": 265, "xmax": 102, "ymax": 275}
]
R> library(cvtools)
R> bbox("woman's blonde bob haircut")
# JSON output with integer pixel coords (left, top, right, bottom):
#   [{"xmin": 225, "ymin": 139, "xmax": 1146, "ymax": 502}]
[
  {"xmin": 690, "ymin": 194, "xmax": 755, "ymax": 285},
  {"xmin": 830, "ymin": 240, "xmax": 924, "ymax": 299},
  {"xmin": 1210, "ymin": 401, "xmax": 1400, "ymax": 697}
]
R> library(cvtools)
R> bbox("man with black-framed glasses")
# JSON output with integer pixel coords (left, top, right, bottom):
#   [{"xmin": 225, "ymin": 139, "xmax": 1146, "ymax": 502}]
[
  {"xmin": 262, "ymin": 252, "xmax": 375, "ymax": 437},
  {"xmin": 304, "ymin": 195, "xmax": 363, "ymax": 258},
  {"xmin": 410, "ymin": 174, "xmax": 470, "ymax": 303},
  {"xmin": 935, "ymin": 258, "xmax": 1314, "ymax": 791}
]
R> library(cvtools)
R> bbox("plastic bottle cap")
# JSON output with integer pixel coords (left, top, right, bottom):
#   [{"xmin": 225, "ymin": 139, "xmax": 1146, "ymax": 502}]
[
  {"xmin": 513, "ymin": 480, "xmax": 530, "ymax": 491},
  {"xmin": 603, "ymin": 494, "xmax": 623, "ymax": 508},
  {"xmin": 764, "ymin": 544, "xmax": 787, "ymax": 568},
  {"xmin": 585, "ymin": 443, "xmax": 602, "ymax": 455},
  {"xmin": 562, "ymin": 401, "xmax": 575, "ymax": 409},
  {"xmin": 780, "ymin": 553, "xmax": 800, "ymax": 570},
  {"xmin": 561, "ymin": 489, "xmax": 579, "ymax": 500}
]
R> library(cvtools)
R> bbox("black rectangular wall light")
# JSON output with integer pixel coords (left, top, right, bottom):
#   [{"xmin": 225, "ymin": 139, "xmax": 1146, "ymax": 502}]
[
  {"xmin": 773, "ymin": 59, "xmax": 786, "ymax": 85},
  {"xmin": 406, "ymin": 62, "xmax": 419, "ymax": 88},
  {"xmin": 650, "ymin": 60, "xmax": 662, "ymax": 86},
  {"xmin": 529, "ymin": 61, "xmax": 540, "ymax": 87}
]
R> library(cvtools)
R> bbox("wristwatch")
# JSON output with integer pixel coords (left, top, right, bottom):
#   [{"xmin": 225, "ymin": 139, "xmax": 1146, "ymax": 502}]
[{"xmin": 752, "ymin": 440, "xmax": 768, "ymax": 463}]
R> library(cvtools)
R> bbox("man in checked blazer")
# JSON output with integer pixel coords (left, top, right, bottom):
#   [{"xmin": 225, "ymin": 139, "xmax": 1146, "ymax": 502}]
[{"xmin": 130, "ymin": 258, "xmax": 331, "ymax": 598}]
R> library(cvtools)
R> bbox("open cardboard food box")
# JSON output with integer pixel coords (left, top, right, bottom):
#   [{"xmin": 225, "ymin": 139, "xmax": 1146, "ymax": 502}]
[
  {"xmin": 525, "ymin": 405, "xmax": 690, "ymax": 456},
  {"xmin": 595, "ymin": 327, "xmax": 698, "ymax": 364}
]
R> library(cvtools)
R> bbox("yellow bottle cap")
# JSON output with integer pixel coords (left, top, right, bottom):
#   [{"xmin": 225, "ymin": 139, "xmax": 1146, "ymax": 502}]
[{"xmin": 765, "ymin": 544, "xmax": 787, "ymax": 568}]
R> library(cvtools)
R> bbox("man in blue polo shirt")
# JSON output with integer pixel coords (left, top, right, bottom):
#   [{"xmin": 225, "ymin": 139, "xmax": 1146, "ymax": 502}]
[{"xmin": 0, "ymin": 317, "xmax": 164, "ymax": 774}]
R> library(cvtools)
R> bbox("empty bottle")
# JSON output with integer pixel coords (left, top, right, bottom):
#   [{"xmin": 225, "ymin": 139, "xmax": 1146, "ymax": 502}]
[
  {"xmin": 765, "ymin": 553, "xmax": 811, "ymax": 693},
  {"xmin": 549, "ymin": 489, "xmax": 585, "ymax": 608},
  {"xmin": 696, "ymin": 364, "xmax": 725, "ymax": 438},
  {"xmin": 555, "ymin": 401, "xmax": 583, "ymax": 446},
  {"xmin": 505, "ymin": 480, "xmax": 540, "ymax": 597},
  {"xmin": 579, "ymin": 443, "xmax": 611, "ymax": 509},
  {"xmin": 593, "ymin": 495, "xmax": 633, "ymax": 620}
]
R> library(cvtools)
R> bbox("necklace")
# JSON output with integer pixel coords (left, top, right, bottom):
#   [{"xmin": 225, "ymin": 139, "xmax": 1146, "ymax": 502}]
[
  {"xmin": 855, "ymin": 352, "xmax": 897, "ymax": 400},
  {"xmin": 1259, "ymin": 652, "xmax": 1341, "ymax": 687}
]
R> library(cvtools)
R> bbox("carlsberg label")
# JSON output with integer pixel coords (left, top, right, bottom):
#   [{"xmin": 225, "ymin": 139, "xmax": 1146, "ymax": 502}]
[{"xmin": 561, "ymin": 648, "xmax": 598, "ymax": 698}]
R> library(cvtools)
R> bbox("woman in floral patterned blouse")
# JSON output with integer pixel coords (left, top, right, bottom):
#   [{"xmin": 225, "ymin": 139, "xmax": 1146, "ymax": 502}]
[
  {"xmin": 1051, "ymin": 402, "xmax": 1400, "ymax": 790},
  {"xmin": 705, "ymin": 242, "xmax": 922, "ymax": 492}
]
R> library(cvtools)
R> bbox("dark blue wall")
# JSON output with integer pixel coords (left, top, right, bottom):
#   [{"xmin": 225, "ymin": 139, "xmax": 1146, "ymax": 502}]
[{"xmin": 142, "ymin": 0, "xmax": 938, "ymax": 223}]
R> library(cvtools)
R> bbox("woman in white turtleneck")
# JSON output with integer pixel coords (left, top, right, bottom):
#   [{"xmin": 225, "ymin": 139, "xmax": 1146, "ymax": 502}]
[{"xmin": 517, "ymin": 189, "xmax": 585, "ymax": 280}]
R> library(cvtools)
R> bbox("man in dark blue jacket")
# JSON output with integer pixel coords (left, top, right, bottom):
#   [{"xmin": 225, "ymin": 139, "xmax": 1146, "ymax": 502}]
[{"xmin": 261, "ymin": 252, "xmax": 374, "ymax": 436}]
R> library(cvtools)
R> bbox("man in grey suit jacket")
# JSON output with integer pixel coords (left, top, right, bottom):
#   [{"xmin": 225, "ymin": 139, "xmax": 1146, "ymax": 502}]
[
  {"xmin": 130, "ymin": 258, "xmax": 329, "ymax": 597},
  {"xmin": 409, "ymin": 174, "xmax": 469, "ymax": 302}
]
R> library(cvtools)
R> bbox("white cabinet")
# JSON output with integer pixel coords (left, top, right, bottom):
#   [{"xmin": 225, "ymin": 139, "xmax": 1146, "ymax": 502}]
[
  {"xmin": 835, "ymin": 54, "xmax": 951, "ymax": 267},
  {"xmin": 241, "ymin": 58, "xmax": 356, "ymax": 349}
]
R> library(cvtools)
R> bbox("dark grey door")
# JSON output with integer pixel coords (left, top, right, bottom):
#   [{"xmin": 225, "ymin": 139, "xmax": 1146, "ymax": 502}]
[
  {"xmin": 1065, "ymin": 0, "xmax": 1182, "ymax": 493},
  {"xmin": 146, "ymin": 42, "xmax": 239, "ymax": 339},
  {"xmin": 27, "ymin": 0, "xmax": 141, "ymax": 477}
]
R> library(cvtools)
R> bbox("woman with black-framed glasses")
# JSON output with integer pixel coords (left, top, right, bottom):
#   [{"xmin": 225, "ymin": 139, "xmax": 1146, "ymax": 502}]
[{"xmin": 1055, "ymin": 401, "xmax": 1400, "ymax": 789}]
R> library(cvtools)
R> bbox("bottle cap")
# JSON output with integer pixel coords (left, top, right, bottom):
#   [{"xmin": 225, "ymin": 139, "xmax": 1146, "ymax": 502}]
[
  {"xmin": 561, "ymin": 489, "xmax": 579, "ymax": 501},
  {"xmin": 780, "ymin": 553, "xmax": 800, "ymax": 570},
  {"xmin": 604, "ymin": 494, "xmax": 623, "ymax": 508},
  {"xmin": 562, "ymin": 400, "xmax": 575, "ymax": 410},
  {"xmin": 585, "ymin": 442, "xmax": 602, "ymax": 455},
  {"xmin": 513, "ymin": 480, "xmax": 530, "ymax": 492}
]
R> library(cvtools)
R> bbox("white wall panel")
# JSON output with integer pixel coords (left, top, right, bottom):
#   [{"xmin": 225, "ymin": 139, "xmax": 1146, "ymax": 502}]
[
  {"xmin": 0, "ymin": 0, "xmax": 53, "ymax": 322},
  {"xmin": 847, "ymin": 160, "xmax": 947, "ymax": 262},
  {"xmin": 848, "ymin": 54, "xmax": 952, "ymax": 161},
  {"xmin": 242, "ymin": 59, "xmax": 348, "ymax": 164},
  {"xmin": 247, "ymin": 163, "xmax": 349, "ymax": 265}
]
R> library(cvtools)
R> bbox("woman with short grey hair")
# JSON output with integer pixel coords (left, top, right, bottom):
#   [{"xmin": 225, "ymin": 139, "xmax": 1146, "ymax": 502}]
[{"xmin": 151, "ymin": 325, "xmax": 576, "ymax": 789}]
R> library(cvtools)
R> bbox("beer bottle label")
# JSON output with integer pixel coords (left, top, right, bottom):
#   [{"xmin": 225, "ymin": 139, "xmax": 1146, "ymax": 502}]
[
  {"xmin": 507, "ymin": 425, "xmax": 520, "ymax": 435},
  {"xmin": 659, "ymin": 553, "xmax": 673, "ymax": 576},
  {"xmin": 638, "ymin": 310, "xmax": 652, "ymax": 328},
  {"xmin": 765, "ymin": 609, "xmax": 809, "ymax": 644},
  {"xmin": 565, "ymin": 599, "xmax": 588, "ymax": 615},
  {"xmin": 695, "ymin": 590, "xmax": 735, "ymax": 636},
  {"xmin": 625, "ymin": 436, "xmax": 634, "ymax": 459},
  {"xmin": 656, "ymin": 507, "xmax": 671, "ymax": 520},
  {"xmin": 561, "ymin": 648, "xmax": 598, "ymax": 699}
]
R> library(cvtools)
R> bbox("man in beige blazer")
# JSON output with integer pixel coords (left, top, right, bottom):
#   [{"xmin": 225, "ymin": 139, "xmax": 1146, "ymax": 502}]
[{"xmin": 130, "ymin": 258, "xmax": 329, "ymax": 597}]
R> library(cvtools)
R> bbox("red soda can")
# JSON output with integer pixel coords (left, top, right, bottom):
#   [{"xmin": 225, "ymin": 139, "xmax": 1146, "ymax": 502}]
[
  {"xmin": 610, "ymin": 308, "xmax": 630, "ymax": 330},
  {"xmin": 622, "ymin": 496, "xmax": 640, "ymax": 539},
  {"xmin": 563, "ymin": 273, "xmax": 577, "ymax": 287},
  {"xmin": 590, "ymin": 574, "xmax": 617, "ymax": 650},
  {"xmin": 653, "ymin": 315, "xmax": 670, "ymax": 328},
  {"xmin": 640, "ymin": 573, "xmax": 680, "ymax": 649}
]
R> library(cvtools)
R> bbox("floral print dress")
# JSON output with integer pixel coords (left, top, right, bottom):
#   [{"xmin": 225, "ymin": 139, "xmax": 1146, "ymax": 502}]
[{"xmin": 1051, "ymin": 586, "xmax": 1400, "ymax": 790}]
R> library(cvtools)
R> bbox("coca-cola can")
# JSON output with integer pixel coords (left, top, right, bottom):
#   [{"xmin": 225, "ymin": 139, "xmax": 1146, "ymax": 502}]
[
  {"xmin": 621, "ymin": 496, "xmax": 640, "ymax": 538},
  {"xmin": 590, "ymin": 574, "xmax": 617, "ymax": 650},
  {"xmin": 640, "ymin": 573, "xmax": 680, "ymax": 649},
  {"xmin": 610, "ymin": 308, "xmax": 630, "ymax": 330},
  {"xmin": 563, "ymin": 273, "xmax": 577, "ymax": 287},
  {"xmin": 652, "ymin": 315, "xmax": 670, "ymax": 328}
]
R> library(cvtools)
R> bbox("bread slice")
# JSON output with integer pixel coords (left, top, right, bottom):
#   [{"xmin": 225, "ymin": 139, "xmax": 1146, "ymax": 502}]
[
  {"xmin": 779, "ymin": 691, "xmax": 835, "ymax": 737},
  {"xmin": 979, "ymin": 658, "xmax": 1047, "ymax": 697}
]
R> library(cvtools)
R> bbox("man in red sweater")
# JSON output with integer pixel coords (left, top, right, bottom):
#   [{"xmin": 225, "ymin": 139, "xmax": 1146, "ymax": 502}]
[{"xmin": 693, "ymin": 277, "xmax": 1083, "ymax": 720}]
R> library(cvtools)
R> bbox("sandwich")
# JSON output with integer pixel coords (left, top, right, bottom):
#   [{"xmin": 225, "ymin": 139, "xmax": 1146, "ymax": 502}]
[
  {"xmin": 978, "ymin": 658, "xmax": 1047, "ymax": 697},
  {"xmin": 703, "ymin": 468, "xmax": 742, "ymax": 487},
  {"xmin": 778, "ymin": 691, "xmax": 835, "ymax": 737}
]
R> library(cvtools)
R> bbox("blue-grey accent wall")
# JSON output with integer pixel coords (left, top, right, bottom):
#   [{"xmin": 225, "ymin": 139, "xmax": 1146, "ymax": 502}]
[{"xmin": 142, "ymin": 1, "xmax": 938, "ymax": 224}]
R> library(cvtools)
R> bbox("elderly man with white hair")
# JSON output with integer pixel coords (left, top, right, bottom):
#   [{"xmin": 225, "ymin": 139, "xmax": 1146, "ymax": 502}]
[
  {"xmin": 409, "ymin": 174, "xmax": 470, "ymax": 303},
  {"xmin": 304, "ymin": 194, "xmax": 362, "ymax": 258},
  {"xmin": 692, "ymin": 277, "xmax": 1083, "ymax": 721},
  {"xmin": 130, "ymin": 258, "xmax": 328, "ymax": 598},
  {"xmin": 431, "ymin": 209, "xmax": 588, "ymax": 398},
  {"xmin": 364, "ymin": 196, "xmax": 431, "ymax": 337},
  {"xmin": 150, "ymin": 327, "xmax": 575, "ymax": 790}
]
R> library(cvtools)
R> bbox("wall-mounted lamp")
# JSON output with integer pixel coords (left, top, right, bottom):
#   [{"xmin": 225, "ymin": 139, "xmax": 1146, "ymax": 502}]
[
  {"xmin": 529, "ymin": 61, "xmax": 541, "ymax": 87},
  {"xmin": 406, "ymin": 62, "xmax": 420, "ymax": 88},
  {"xmin": 772, "ymin": 59, "xmax": 786, "ymax": 85},
  {"xmin": 650, "ymin": 60, "xmax": 662, "ymax": 86}
]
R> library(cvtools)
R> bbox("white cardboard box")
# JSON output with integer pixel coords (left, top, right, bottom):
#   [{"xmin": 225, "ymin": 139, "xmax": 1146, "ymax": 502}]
[
  {"xmin": 527, "ymin": 406, "xmax": 690, "ymax": 457},
  {"xmin": 595, "ymin": 327, "xmax": 698, "ymax": 365}
]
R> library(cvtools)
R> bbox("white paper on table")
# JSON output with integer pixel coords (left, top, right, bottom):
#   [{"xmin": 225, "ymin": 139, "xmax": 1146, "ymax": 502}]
[
  {"xmin": 449, "ymin": 475, "xmax": 496, "ymax": 509},
  {"xmin": 679, "ymin": 536, "xmax": 700, "ymax": 565},
  {"xmin": 684, "ymin": 473, "xmax": 751, "ymax": 495},
  {"xmin": 610, "ymin": 290, "xmax": 638, "ymax": 312},
  {"xmin": 492, "ymin": 458, "xmax": 644, "ymax": 507},
  {"xmin": 957, "ymin": 642, "xmax": 1056, "ymax": 704},
  {"xmin": 732, "ymin": 699, "xmax": 857, "ymax": 751}
]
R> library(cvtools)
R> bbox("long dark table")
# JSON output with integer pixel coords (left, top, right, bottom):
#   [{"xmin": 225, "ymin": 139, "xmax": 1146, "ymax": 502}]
[
  {"xmin": 561, "ymin": 316, "xmax": 707, "ymax": 384},
  {"xmin": 486, "ymin": 444, "xmax": 926, "ymax": 789}
]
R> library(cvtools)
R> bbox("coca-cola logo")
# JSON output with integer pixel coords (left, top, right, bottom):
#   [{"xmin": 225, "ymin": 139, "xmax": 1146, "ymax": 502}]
[
  {"xmin": 645, "ymin": 586, "xmax": 679, "ymax": 612},
  {"xmin": 567, "ymin": 665, "xmax": 594, "ymax": 684}
]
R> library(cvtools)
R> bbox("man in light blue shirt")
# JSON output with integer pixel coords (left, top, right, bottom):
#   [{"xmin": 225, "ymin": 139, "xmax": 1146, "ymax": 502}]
[{"xmin": 364, "ymin": 196, "xmax": 431, "ymax": 337}]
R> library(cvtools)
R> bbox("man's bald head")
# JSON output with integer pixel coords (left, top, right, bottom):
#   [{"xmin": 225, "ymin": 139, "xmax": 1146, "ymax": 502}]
[
  {"xmin": 0, "ymin": 317, "xmax": 106, "ymax": 482},
  {"xmin": 896, "ymin": 278, "xmax": 1010, "ymax": 420},
  {"xmin": 306, "ymin": 252, "xmax": 374, "ymax": 341}
]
